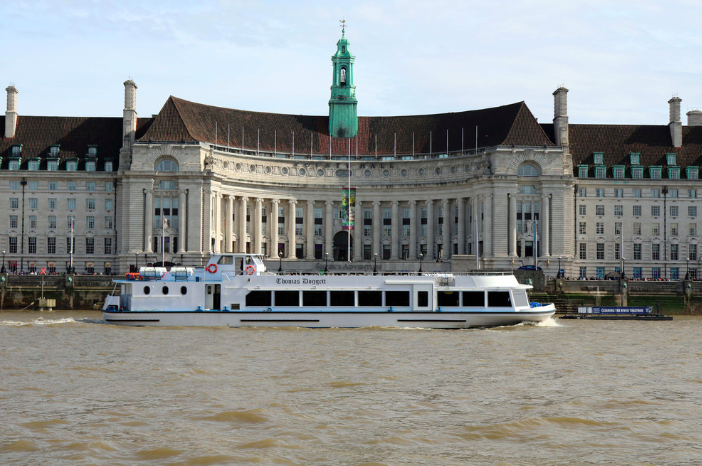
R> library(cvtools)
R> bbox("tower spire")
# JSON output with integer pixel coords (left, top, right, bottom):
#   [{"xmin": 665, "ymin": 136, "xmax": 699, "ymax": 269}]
[{"xmin": 328, "ymin": 25, "xmax": 358, "ymax": 138}]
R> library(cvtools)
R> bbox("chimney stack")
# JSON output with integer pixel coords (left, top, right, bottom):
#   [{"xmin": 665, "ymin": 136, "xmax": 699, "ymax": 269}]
[
  {"xmin": 552, "ymin": 87, "xmax": 569, "ymax": 150},
  {"xmin": 669, "ymin": 96, "xmax": 682, "ymax": 148},
  {"xmin": 122, "ymin": 80, "xmax": 138, "ymax": 150},
  {"xmin": 687, "ymin": 110, "xmax": 702, "ymax": 126},
  {"xmin": 5, "ymin": 85, "xmax": 18, "ymax": 138}
]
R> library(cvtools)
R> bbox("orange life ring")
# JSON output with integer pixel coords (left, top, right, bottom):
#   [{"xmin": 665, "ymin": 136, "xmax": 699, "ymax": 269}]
[
  {"xmin": 206, "ymin": 264, "xmax": 218, "ymax": 274},
  {"xmin": 246, "ymin": 265, "xmax": 255, "ymax": 275}
]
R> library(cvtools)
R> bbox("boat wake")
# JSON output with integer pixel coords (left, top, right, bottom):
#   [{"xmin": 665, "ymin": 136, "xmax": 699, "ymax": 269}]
[{"xmin": 0, "ymin": 317, "xmax": 76, "ymax": 327}]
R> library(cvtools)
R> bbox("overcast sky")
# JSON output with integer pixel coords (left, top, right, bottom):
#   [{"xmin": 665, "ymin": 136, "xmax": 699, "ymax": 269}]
[{"xmin": 2, "ymin": 0, "xmax": 701, "ymax": 125}]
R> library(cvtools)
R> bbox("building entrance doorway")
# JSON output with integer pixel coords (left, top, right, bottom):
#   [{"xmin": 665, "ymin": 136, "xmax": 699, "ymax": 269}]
[{"xmin": 333, "ymin": 231, "xmax": 353, "ymax": 261}]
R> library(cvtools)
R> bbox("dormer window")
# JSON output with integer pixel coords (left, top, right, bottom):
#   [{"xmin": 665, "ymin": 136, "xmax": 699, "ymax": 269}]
[
  {"xmin": 47, "ymin": 160, "xmax": 58, "ymax": 171},
  {"xmin": 49, "ymin": 145, "xmax": 60, "ymax": 157},
  {"xmin": 666, "ymin": 153, "xmax": 676, "ymax": 165},
  {"xmin": 613, "ymin": 166, "xmax": 625, "ymax": 179},
  {"xmin": 11, "ymin": 144, "xmax": 22, "ymax": 156},
  {"xmin": 595, "ymin": 166, "xmax": 606, "ymax": 179},
  {"xmin": 630, "ymin": 152, "xmax": 640, "ymax": 165},
  {"xmin": 87, "ymin": 145, "xmax": 97, "ymax": 157},
  {"xmin": 27, "ymin": 158, "xmax": 40, "ymax": 171},
  {"xmin": 593, "ymin": 152, "xmax": 603, "ymax": 164},
  {"xmin": 578, "ymin": 165, "xmax": 588, "ymax": 178},
  {"xmin": 649, "ymin": 166, "xmax": 662, "ymax": 179},
  {"xmin": 66, "ymin": 160, "xmax": 78, "ymax": 171},
  {"xmin": 104, "ymin": 160, "xmax": 113, "ymax": 172},
  {"xmin": 85, "ymin": 161, "xmax": 96, "ymax": 172},
  {"xmin": 687, "ymin": 166, "xmax": 699, "ymax": 180},
  {"xmin": 9, "ymin": 158, "xmax": 20, "ymax": 170},
  {"xmin": 668, "ymin": 167, "xmax": 680, "ymax": 179},
  {"xmin": 632, "ymin": 166, "xmax": 643, "ymax": 179}
]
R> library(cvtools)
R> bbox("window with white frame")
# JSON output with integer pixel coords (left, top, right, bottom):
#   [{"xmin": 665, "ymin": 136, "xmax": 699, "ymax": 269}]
[
  {"xmin": 10, "ymin": 198, "xmax": 19, "ymax": 209},
  {"xmin": 632, "ymin": 167, "xmax": 643, "ymax": 179},
  {"xmin": 67, "ymin": 198, "xmax": 76, "ymax": 210},
  {"xmin": 596, "ymin": 205, "xmax": 604, "ymax": 216},
  {"xmin": 652, "ymin": 223, "xmax": 660, "ymax": 235},
  {"xmin": 651, "ymin": 205, "xmax": 660, "ymax": 216},
  {"xmin": 614, "ymin": 205, "xmax": 623, "ymax": 216},
  {"xmin": 667, "ymin": 153, "xmax": 676, "ymax": 165},
  {"xmin": 689, "ymin": 206, "xmax": 697, "ymax": 217},
  {"xmin": 593, "ymin": 152, "xmax": 603, "ymax": 164},
  {"xmin": 633, "ymin": 205, "xmax": 642, "ymax": 216},
  {"xmin": 633, "ymin": 223, "xmax": 641, "ymax": 235},
  {"xmin": 671, "ymin": 206, "xmax": 678, "ymax": 217},
  {"xmin": 579, "ymin": 222, "xmax": 586, "ymax": 234}
]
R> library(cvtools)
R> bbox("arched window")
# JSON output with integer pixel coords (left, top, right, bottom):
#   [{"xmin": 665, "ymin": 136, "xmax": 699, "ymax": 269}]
[
  {"xmin": 518, "ymin": 163, "xmax": 540, "ymax": 177},
  {"xmin": 340, "ymin": 67, "xmax": 347, "ymax": 85},
  {"xmin": 156, "ymin": 159, "xmax": 179, "ymax": 172}
]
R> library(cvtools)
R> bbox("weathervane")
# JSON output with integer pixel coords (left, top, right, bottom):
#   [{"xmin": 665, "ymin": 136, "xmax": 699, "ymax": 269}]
[{"xmin": 340, "ymin": 18, "xmax": 347, "ymax": 34}]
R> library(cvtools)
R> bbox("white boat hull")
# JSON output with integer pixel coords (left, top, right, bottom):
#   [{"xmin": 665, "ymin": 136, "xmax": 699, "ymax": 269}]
[{"xmin": 102, "ymin": 306, "xmax": 556, "ymax": 329}]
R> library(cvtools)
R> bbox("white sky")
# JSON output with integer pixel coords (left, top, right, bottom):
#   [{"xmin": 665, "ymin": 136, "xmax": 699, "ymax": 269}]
[{"xmin": 2, "ymin": 0, "xmax": 701, "ymax": 125}]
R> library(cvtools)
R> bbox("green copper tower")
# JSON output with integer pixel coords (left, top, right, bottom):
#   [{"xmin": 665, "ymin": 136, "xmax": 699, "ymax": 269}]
[{"xmin": 328, "ymin": 25, "xmax": 358, "ymax": 138}]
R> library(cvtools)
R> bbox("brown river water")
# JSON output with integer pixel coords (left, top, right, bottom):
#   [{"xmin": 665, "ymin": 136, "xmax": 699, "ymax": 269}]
[{"xmin": 1, "ymin": 312, "xmax": 701, "ymax": 465}]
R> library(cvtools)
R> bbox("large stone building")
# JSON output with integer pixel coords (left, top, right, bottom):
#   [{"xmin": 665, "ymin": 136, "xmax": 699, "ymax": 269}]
[{"xmin": 2, "ymin": 32, "xmax": 702, "ymax": 279}]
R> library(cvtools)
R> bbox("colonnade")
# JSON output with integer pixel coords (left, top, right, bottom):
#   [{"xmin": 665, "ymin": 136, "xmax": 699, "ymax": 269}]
[{"xmin": 138, "ymin": 188, "xmax": 556, "ymax": 262}]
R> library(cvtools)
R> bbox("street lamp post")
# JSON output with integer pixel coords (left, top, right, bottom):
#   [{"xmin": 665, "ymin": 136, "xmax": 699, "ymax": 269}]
[
  {"xmin": 324, "ymin": 252, "xmax": 329, "ymax": 274},
  {"xmin": 373, "ymin": 253, "xmax": 378, "ymax": 275},
  {"xmin": 278, "ymin": 251, "xmax": 283, "ymax": 274},
  {"xmin": 621, "ymin": 256, "xmax": 626, "ymax": 280},
  {"xmin": 135, "ymin": 252, "xmax": 139, "ymax": 272},
  {"xmin": 418, "ymin": 253, "xmax": 423, "ymax": 276},
  {"xmin": 557, "ymin": 256, "xmax": 562, "ymax": 279},
  {"xmin": 686, "ymin": 256, "xmax": 690, "ymax": 280},
  {"xmin": 180, "ymin": 254, "xmax": 184, "ymax": 266},
  {"xmin": 1, "ymin": 250, "xmax": 5, "ymax": 274}
]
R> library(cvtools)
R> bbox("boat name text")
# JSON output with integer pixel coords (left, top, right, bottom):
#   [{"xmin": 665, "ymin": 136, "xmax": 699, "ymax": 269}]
[{"xmin": 276, "ymin": 278, "xmax": 327, "ymax": 285}]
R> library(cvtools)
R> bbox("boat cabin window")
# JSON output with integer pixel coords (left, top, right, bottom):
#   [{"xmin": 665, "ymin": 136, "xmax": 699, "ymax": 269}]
[
  {"xmin": 418, "ymin": 291, "xmax": 428, "ymax": 307},
  {"xmin": 487, "ymin": 291, "xmax": 511, "ymax": 307},
  {"xmin": 144, "ymin": 286, "xmax": 150, "ymax": 295},
  {"xmin": 218, "ymin": 256, "xmax": 234, "ymax": 265},
  {"xmin": 512, "ymin": 290, "xmax": 529, "ymax": 307},
  {"xmin": 303, "ymin": 291, "xmax": 327, "ymax": 307},
  {"xmin": 275, "ymin": 290, "xmax": 299, "ymax": 306},
  {"xmin": 463, "ymin": 291, "xmax": 485, "ymax": 307},
  {"xmin": 358, "ymin": 291, "xmax": 382, "ymax": 307},
  {"xmin": 181, "ymin": 286, "xmax": 188, "ymax": 295},
  {"xmin": 246, "ymin": 291, "xmax": 272, "ymax": 307},
  {"xmin": 386, "ymin": 291, "xmax": 410, "ymax": 307},
  {"xmin": 330, "ymin": 291, "xmax": 354, "ymax": 306},
  {"xmin": 162, "ymin": 286, "xmax": 169, "ymax": 295},
  {"xmin": 437, "ymin": 291, "xmax": 459, "ymax": 307}
]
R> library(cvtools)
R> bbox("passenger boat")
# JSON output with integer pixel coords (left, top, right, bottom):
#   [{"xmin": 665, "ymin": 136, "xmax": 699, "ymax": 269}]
[{"xmin": 101, "ymin": 253, "xmax": 556, "ymax": 328}]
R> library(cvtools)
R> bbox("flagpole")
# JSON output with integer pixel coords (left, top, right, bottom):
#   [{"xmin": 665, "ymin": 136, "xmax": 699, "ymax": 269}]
[
  {"xmin": 70, "ymin": 218, "xmax": 74, "ymax": 273},
  {"xmin": 162, "ymin": 217, "xmax": 166, "ymax": 266}
]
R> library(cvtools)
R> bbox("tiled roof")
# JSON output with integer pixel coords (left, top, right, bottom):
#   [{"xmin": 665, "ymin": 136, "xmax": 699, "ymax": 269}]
[
  {"xmin": 0, "ymin": 115, "xmax": 153, "ymax": 170},
  {"xmin": 139, "ymin": 97, "xmax": 555, "ymax": 155},
  {"xmin": 568, "ymin": 124, "xmax": 702, "ymax": 169}
]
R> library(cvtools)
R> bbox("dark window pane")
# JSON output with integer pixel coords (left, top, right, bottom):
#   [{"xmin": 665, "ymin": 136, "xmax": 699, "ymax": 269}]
[
  {"xmin": 386, "ymin": 291, "xmax": 410, "ymax": 307},
  {"xmin": 246, "ymin": 291, "xmax": 271, "ymax": 307},
  {"xmin": 463, "ymin": 291, "xmax": 484, "ymax": 307},
  {"xmin": 303, "ymin": 291, "xmax": 327, "ymax": 307},
  {"xmin": 275, "ymin": 290, "xmax": 299, "ymax": 306},
  {"xmin": 330, "ymin": 291, "xmax": 354, "ymax": 306},
  {"xmin": 418, "ymin": 291, "xmax": 428, "ymax": 307},
  {"xmin": 358, "ymin": 291, "xmax": 382, "ymax": 306},
  {"xmin": 437, "ymin": 291, "xmax": 459, "ymax": 307},
  {"xmin": 487, "ymin": 291, "xmax": 511, "ymax": 307}
]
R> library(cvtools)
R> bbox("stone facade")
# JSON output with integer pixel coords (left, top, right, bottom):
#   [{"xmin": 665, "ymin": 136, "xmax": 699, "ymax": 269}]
[{"xmin": 1, "ymin": 41, "xmax": 701, "ymax": 279}]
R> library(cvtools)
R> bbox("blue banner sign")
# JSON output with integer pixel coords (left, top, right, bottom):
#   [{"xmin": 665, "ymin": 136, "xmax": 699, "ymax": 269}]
[{"xmin": 592, "ymin": 307, "xmax": 652, "ymax": 315}]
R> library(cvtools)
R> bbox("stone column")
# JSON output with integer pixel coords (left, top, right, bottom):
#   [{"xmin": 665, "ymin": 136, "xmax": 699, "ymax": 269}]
[
  {"xmin": 484, "ymin": 194, "xmax": 492, "ymax": 258},
  {"xmin": 426, "ymin": 200, "xmax": 434, "ymax": 259},
  {"xmin": 288, "ymin": 200, "xmax": 297, "ymax": 259},
  {"xmin": 509, "ymin": 193, "xmax": 517, "ymax": 257},
  {"xmin": 542, "ymin": 194, "xmax": 550, "ymax": 257},
  {"xmin": 178, "ymin": 189, "xmax": 187, "ymax": 253},
  {"xmin": 472, "ymin": 196, "xmax": 479, "ymax": 257},
  {"xmin": 212, "ymin": 192, "xmax": 222, "ymax": 253},
  {"xmin": 254, "ymin": 198, "xmax": 263, "ymax": 254},
  {"xmin": 203, "ymin": 188, "xmax": 212, "ymax": 254},
  {"xmin": 144, "ymin": 188, "xmax": 154, "ymax": 253},
  {"xmin": 457, "ymin": 198, "xmax": 465, "ymax": 255},
  {"xmin": 238, "ymin": 196, "xmax": 248, "ymax": 253},
  {"xmin": 354, "ymin": 200, "xmax": 363, "ymax": 261},
  {"xmin": 442, "ymin": 198, "xmax": 451, "ymax": 260},
  {"xmin": 325, "ymin": 200, "xmax": 334, "ymax": 257},
  {"xmin": 271, "ymin": 199, "xmax": 279, "ymax": 258},
  {"xmin": 391, "ymin": 200, "xmax": 399, "ymax": 260},
  {"xmin": 409, "ymin": 200, "xmax": 417, "ymax": 259},
  {"xmin": 225, "ymin": 195, "xmax": 234, "ymax": 253},
  {"xmin": 373, "ymin": 201, "xmax": 381, "ymax": 257},
  {"xmin": 306, "ymin": 200, "xmax": 315, "ymax": 259}
]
